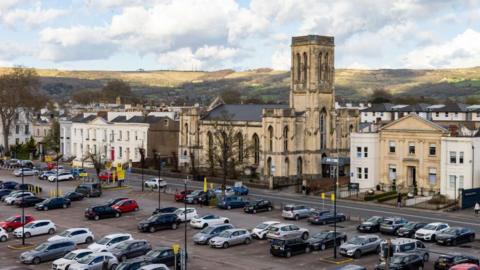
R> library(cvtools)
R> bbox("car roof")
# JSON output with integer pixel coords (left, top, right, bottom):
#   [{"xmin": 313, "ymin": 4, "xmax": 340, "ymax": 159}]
[
  {"xmin": 262, "ymin": 221, "xmax": 280, "ymax": 225},
  {"xmin": 426, "ymin": 222, "xmax": 447, "ymax": 226},
  {"xmin": 382, "ymin": 238, "xmax": 417, "ymax": 245},
  {"xmin": 71, "ymin": 249, "xmax": 92, "ymax": 254},
  {"xmin": 31, "ymin": 219, "xmax": 52, "ymax": 223},
  {"xmin": 208, "ymin": 223, "xmax": 233, "ymax": 228},
  {"xmin": 104, "ymin": 233, "xmax": 131, "ymax": 238},
  {"xmin": 45, "ymin": 238, "xmax": 75, "ymax": 244},
  {"xmin": 394, "ymin": 252, "xmax": 419, "ymax": 257},
  {"xmin": 152, "ymin": 246, "xmax": 172, "ymax": 251},
  {"xmin": 66, "ymin": 228, "xmax": 89, "ymax": 232}
]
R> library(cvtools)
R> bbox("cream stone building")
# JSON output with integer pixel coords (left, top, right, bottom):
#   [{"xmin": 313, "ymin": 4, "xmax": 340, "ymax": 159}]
[{"xmin": 179, "ymin": 35, "xmax": 359, "ymax": 188}]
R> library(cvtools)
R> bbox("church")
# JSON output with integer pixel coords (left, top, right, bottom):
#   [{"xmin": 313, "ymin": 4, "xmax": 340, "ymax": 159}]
[{"xmin": 178, "ymin": 35, "xmax": 359, "ymax": 189}]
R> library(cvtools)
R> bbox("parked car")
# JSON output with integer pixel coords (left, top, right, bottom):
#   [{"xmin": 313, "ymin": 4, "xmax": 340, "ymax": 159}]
[
  {"xmin": 112, "ymin": 199, "xmax": 139, "ymax": 213},
  {"xmin": 85, "ymin": 205, "xmax": 121, "ymax": 220},
  {"xmin": 214, "ymin": 186, "xmax": 235, "ymax": 196},
  {"xmin": 450, "ymin": 264, "xmax": 480, "ymax": 270},
  {"xmin": 13, "ymin": 219, "xmax": 56, "ymax": 238},
  {"xmin": 193, "ymin": 223, "xmax": 234, "ymax": 244},
  {"xmin": 217, "ymin": 195, "xmax": 249, "ymax": 209},
  {"xmin": 17, "ymin": 183, "xmax": 42, "ymax": 192},
  {"xmin": 19, "ymin": 239, "xmax": 76, "ymax": 265},
  {"xmin": 174, "ymin": 190, "xmax": 192, "ymax": 202},
  {"xmin": 173, "ymin": 207, "xmax": 197, "ymax": 222},
  {"xmin": 35, "ymin": 197, "xmax": 71, "ymax": 211},
  {"xmin": 436, "ymin": 227, "xmax": 476, "ymax": 246},
  {"xmin": 0, "ymin": 189, "xmax": 12, "ymax": 198},
  {"xmin": 138, "ymin": 213, "xmax": 181, "ymax": 233},
  {"xmin": 110, "ymin": 239, "xmax": 152, "ymax": 262},
  {"xmin": 0, "ymin": 227, "xmax": 8, "ymax": 242},
  {"xmin": 282, "ymin": 204, "xmax": 311, "ymax": 220},
  {"xmin": 251, "ymin": 221, "xmax": 280, "ymax": 240},
  {"xmin": 99, "ymin": 171, "xmax": 114, "ymax": 181},
  {"xmin": 52, "ymin": 249, "xmax": 93, "ymax": 270},
  {"xmin": 48, "ymin": 172, "xmax": 75, "ymax": 182},
  {"xmin": 339, "ymin": 235, "xmax": 382, "ymax": 259},
  {"xmin": 232, "ymin": 185, "xmax": 249, "ymax": 195},
  {"xmin": 243, "ymin": 199, "xmax": 272, "ymax": 214},
  {"xmin": 144, "ymin": 247, "xmax": 181, "ymax": 267},
  {"xmin": 185, "ymin": 189, "xmax": 216, "ymax": 204},
  {"xmin": 138, "ymin": 264, "xmax": 170, "ymax": 270},
  {"xmin": 190, "ymin": 214, "xmax": 229, "ymax": 229},
  {"xmin": 48, "ymin": 228, "xmax": 95, "ymax": 244},
  {"xmin": 308, "ymin": 210, "xmax": 346, "ymax": 225},
  {"xmin": 13, "ymin": 168, "xmax": 39, "ymax": 177},
  {"xmin": 5, "ymin": 191, "xmax": 34, "ymax": 205},
  {"xmin": 153, "ymin": 207, "xmax": 178, "ymax": 215},
  {"xmin": 116, "ymin": 259, "xmax": 149, "ymax": 270},
  {"xmin": 209, "ymin": 228, "xmax": 252, "ymax": 248},
  {"xmin": 357, "ymin": 216, "xmax": 384, "ymax": 233},
  {"xmin": 270, "ymin": 238, "xmax": 311, "ymax": 258},
  {"xmin": 415, "ymin": 222, "xmax": 450, "ymax": 241},
  {"xmin": 434, "ymin": 254, "xmax": 480, "ymax": 270},
  {"xmin": 87, "ymin": 233, "xmax": 133, "ymax": 252},
  {"xmin": 266, "ymin": 223, "xmax": 309, "ymax": 240},
  {"xmin": 71, "ymin": 168, "xmax": 87, "ymax": 178},
  {"xmin": 379, "ymin": 217, "xmax": 409, "ymax": 234},
  {"xmin": 1, "ymin": 190, "xmax": 22, "ymax": 201},
  {"xmin": 69, "ymin": 252, "xmax": 119, "ymax": 270},
  {"xmin": 62, "ymin": 191, "xmax": 85, "ymax": 201},
  {"xmin": 106, "ymin": 197, "xmax": 129, "ymax": 207},
  {"xmin": 0, "ymin": 181, "xmax": 18, "ymax": 190},
  {"xmin": 14, "ymin": 195, "xmax": 44, "ymax": 207},
  {"xmin": 39, "ymin": 171, "xmax": 56, "ymax": 180},
  {"xmin": 0, "ymin": 215, "xmax": 35, "ymax": 232},
  {"xmin": 396, "ymin": 222, "xmax": 427, "ymax": 238},
  {"xmin": 308, "ymin": 231, "xmax": 347, "ymax": 251},
  {"xmin": 75, "ymin": 183, "xmax": 102, "ymax": 198},
  {"xmin": 379, "ymin": 238, "xmax": 429, "ymax": 262},
  {"xmin": 144, "ymin": 177, "xmax": 167, "ymax": 189},
  {"xmin": 19, "ymin": 160, "xmax": 34, "ymax": 168},
  {"xmin": 335, "ymin": 265, "xmax": 367, "ymax": 270},
  {"xmin": 374, "ymin": 253, "xmax": 424, "ymax": 270}
]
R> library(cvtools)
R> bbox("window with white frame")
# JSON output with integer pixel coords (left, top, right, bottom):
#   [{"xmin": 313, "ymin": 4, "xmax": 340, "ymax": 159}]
[
  {"xmin": 435, "ymin": 112, "xmax": 439, "ymax": 117},
  {"xmin": 364, "ymin": 147, "xmax": 368, "ymax": 157},
  {"xmin": 103, "ymin": 130, "xmax": 107, "ymax": 141},
  {"xmin": 450, "ymin": 152, "xmax": 457, "ymax": 163},
  {"xmin": 135, "ymin": 131, "xmax": 138, "ymax": 140},
  {"xmin": 459, "ymin": 152, "xmax": 464, "ymax": 164},
  {"xmin": 356, "ymin": 147, "xmax": 362, "ymax": 158},
  {"xmin": 364, "ymin": 168, "xmax": 368, "ymax": 179},
  {"xmin": 357, "ymin": 167, "xmax": 362, "ymax": 179},
  {"xmin": 389, "ymin": 165, "xmax": 396, "ymax": 180},
  {"xmin": 449, "ymin": 175, "xmax": 456, "ymax": 189},
  {"xmin": 119, "ymin": 131, "xmax": 122, "ymax": 141},
  {"xmin": 459, "ymin": 176, "xmax": 464, "ymax": 189},
  {"xmin": 429, "ymin": 143, "xmax": 436, "ymax": 156},
  {"xmin": 408, "ymin": 142, "xmax": 415, "ymax": 154},
  {"xmin": 126, "ymin": 131, "xmax": 130, "ymax": 141},
  {"xmin": 477, "ymin": 112, "xmax": 480, "ymax": 118},
  {"xmin": 445, "ymin": 112, "xmax": 449, "ymax": 117},
  {"xmin": 389, "ymin": 141, "xmax": 396, "ymax": 153},
  {"xmin": 119, "ymin": 146, "xmax": 122, "ymax": 158},
  {"xmin": 428, "ymin": 168, "xmax": 437, "ymax": 185}
]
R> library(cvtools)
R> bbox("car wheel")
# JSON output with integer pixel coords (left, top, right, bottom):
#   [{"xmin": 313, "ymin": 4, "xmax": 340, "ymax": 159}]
[
  {"xmin": 301, "ymin": 232, "xmax": 309, "ymax": 240},
  {"xmin": 44, "ymin": 206, "xmax": 48, "ymax": 211},
  {"xmin": 149, "ymin": 226, "xmax": 156, "ymax": 233},
  {"xmin": 469, "ymin": 235, "xmax": 475, "ymax": 242},
  {"xmin": 305, "ymin": 246, "xmax": 311, "ymax": 253},
  {"xmin": 0, "ymin": 235, "xmax": 6, "ymax": 242},
  {"xmin": 320, "ymin": 243, "xmax": 326, "ymax": 250},
  {"xmin": 295, "ymin": 215, "xmax": 299, "ymax": 220},
  {"xmin": 431, "ymin": 235, "xmax": 436, "ymax": 241},
  {"xmin": 62, "ymin": 204, "xmax": 67, "ymax": 208},
  {"xmin": 268, "ymin": 207, "xmax": 272, "ymax": 211},
  {"xmin": 115, "ymin": 212, "xmax": 120, "ymax": 218},
  {"xmin": 227, "ymin": 205, "xmax": 231, "ymax": 210},
  {"xmin": 32, "ymin": 257, "xmax": 41, "ymax": 265},
  {"xmin": 172, "ymin": 223, "xmax": 178, "ymax": 230},
  {"xmin": 354, "ymin": 250, "xmax": 361, "ymax": 259},
  {"xmin": 85, "ymin": 236, "xmax": 93, "ymax": 244},
  {"xmin": 94, "ymin": 215, "xmax": 100, "ymax": 221},
  {"xmin": 121, "ymin": 255, "xmax": 127, "ymax": 262},
  {"xmin": 261, "ymin": 234, "xmax": 266, "ymax": 240},
  {"xmin": 193, "ymin": 199, "xmax": 198, "ymax": 204},
  {"xmin": 86, "ymin": 193, "xmax": 90, "ymax": 198},
  {"xmin": 69, "ymin": 177, "xmax": 73, "ymax": 181},
  {"xmin": 222, "ymin": 242, "xmax": 230, "ymax": 249},
  {"xmin": 253, "ymin": 209, "xmax": 257, "ymax": 214},
  {"xmin": 24, "ymin": 232, "xmax": 31, "ymax": 238},
  {"xmin": 224, "ymin": 220, "xmax": 229, "ymax": 223},
  {"xmin": 48, "ymin": 228, "xmax": 55, "ymax": 234},
  {"xmin": 286, "ymin": 251, "xmax": 291, "ymax": 258},
  {"xmin": 341, "ymin": 217, "xmax": 346, "ymax": 222},
  {"xmin": 376, "ymin": 245, "xmax": 381, "ymax": 254},
  {"xmin": 244, "ymin": 238, "xmax": 251, "ymax": 244},
  {"xmin": 202, "ymin": 223, "xmax": 208, "ymax": 229},
  {"xmin": 423, "ymin": 253, "xmax": 429, "ymax": 262},
  {"xmin": 109, "ymin": 264, "xmax": 117, "ymax": 270}
]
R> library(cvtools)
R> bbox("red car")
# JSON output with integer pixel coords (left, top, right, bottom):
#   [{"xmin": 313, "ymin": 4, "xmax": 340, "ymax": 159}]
[
  {"xmin": 0, "ymin": 215, "xmax": 35, "ymax": 232},
  {"xmin": 99, "ymin": 171, "xmax": 113, "ymax": 181},
  {"xmin": 112, "ymin": 199, "xmax": 139, "ymax": 213},
  {"xmin": 174, "ymin": 190, "xmax": 193, "ymax": 202},
  {"xmin": 450, "ymin": 264, "xmax": 480, "ymax": 270}
]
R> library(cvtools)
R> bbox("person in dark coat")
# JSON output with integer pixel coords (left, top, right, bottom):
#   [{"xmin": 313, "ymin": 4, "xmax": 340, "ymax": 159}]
[{"xmin": 397, "ymin": 193, "xmax": 402, "ymax": 208}]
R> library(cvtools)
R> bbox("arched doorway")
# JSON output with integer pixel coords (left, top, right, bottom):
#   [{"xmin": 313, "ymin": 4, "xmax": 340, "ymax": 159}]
[
  {"xmin": 321, "ymin": 153, "xmax": 329, "ymax": 177},
  {"xmin": 284, "ymin": 157, "xmax": 289, "ymax": 177},
  {"xmin": 267, "ymin": 157, "xmax": 272, "ymax": 176}
]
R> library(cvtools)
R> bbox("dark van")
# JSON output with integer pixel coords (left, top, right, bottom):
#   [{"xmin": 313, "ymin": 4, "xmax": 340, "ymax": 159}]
[{"xmin": 75, "ymin": 183, "xmax": 102, "ymax": 198}]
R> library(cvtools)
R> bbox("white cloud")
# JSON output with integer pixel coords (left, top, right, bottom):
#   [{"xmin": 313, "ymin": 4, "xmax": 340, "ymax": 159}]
[
  {"xmin": 0, "ymin": 2, "xmax": 67, "ymax": 28},
  {"xmin": 157, "ymin": 45, "xmax": 239, "ymax": 70},
  {"xmin": 0, "ymin": 41, "xmax": 32, "ymax": 61}
]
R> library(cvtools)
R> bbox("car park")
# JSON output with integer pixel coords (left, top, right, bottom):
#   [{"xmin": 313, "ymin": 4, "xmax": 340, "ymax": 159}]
[
  {"xmin": 308, "ymin": 231, "xmax": 347, "ymax": 251},
  {"xmin": 116, "ymin": 259, "xmax": 149, "ymax": 270},
  {"xmin": 357, "ymin": 216, "xmax": 384, "ymax": 233},
  {"xmin": 35, "ymin": 197, "xmax": 71, "ymax": 211},
  {"xmin": 14, "ymin": 195, "xmax": 44, "ymax": 207},
  {"xmin": 266, "ymin": 223, "xmax": 309, "ymax": 240},
  {"xmin": 88, "ymin": 233, "xmax": 133, "ymax": 252},
  {"xmin": 396, "ymin": 222, "xmax": 427, "ymax": 238},
  {"xmin": 434, "ymin": 254, "xmax": 480, "ymax": 270},
  {"xmin": 243, "ymin": 199, "xmax": 273, "ymax": 214},
  {"xmin": 270, "ymin": 238, "xmax": 311, "ymax": 258},
  {"xmin": 308, "ymin": 210, "xmax": 346, "ymax": 225},
  {"xmin": 379, "ymin": 238, "xmax": 429, "ymax": 262},
  {"xmin": 336, "ymin": 265, "xmax": 367, "ymax": 270},
  {"xmin": 193, "ymin": 223, "xmax": 234, "ymax": 244},
  {"xmin": 0, "ymin": 227, "xmax": 8, "ymax": 242},
  {"xmin": 71, "ymin": 168, "xmax": 87, "ymax": 178},
  {"xmin": 63, "ymin": 191, "xmax": 85, "ymax": 201},
  {"xmin": 52, "ymin": 249, "xmax": 94, "ymax": 270},
  {"xmin": 13, "ymin": 168, "xmax": 39, "ymax": 176},
  {"xmin": 0, "ymin": 215, "xmax": 35, "ymax": 232},
  {"xmin": 374, "ymin": 253, "xmax": 424, "ymax": 270},
  {"xmin": 1, "ymin": 190, "xmax": 20, "ymax": 201},
  {"xmin": 214, "ymin": 186, "xmax": 235, "ymax": 196},
  {"xmin": 5, "ymin": 191, "xmax": 34, "ymax": 205},
  {"xmin": 282, "ymin": 204, "xmax": 311, "ymax": 220},
  {"xmin": 110, "ymin": 239, "xmax": 152, "ymax": 262},
  {"xmin": 339, "ymin": 235, "xmax": 382, "ymax": 259},
  {"xmin": 153, "ymin": 206, "xmax": 178, "ymax": 215},
  {"xmin": 48, "ymin": 172, "xmax": 75, "ymax": 182},
  {"xmin": 112, "ymin": 199, "xmax": 139, "ymax": 213},
  {"xmin": 19, "ymin": 239, "xmax": 76, "ymax": 265},
  {"xmin": 48, "ymin": 228, "xmax": 95, "ymax": 244},
  {"xmin": 174, "ymin": 190, "xmax": 192, "ymax": 202},
  {"xmin": 190, "ymin": 214, "xmax": 229, "ymax": 229},
  {"xmin": 138, "ymin": 213, "xmax": 180, "ymax": 232},
  {"xmin": 209, "ymin": 228, "xmax": 252, "ymax": 248},
  {"xmin": 69, "ymin": 252, "xmax": 119, "ymax": 270},
  {"xmin": 252, "ymin": 221, "xmax": 280, "ymax": 240},
  {"xmin": 144, "ymin": 177, "xmax": 167, "ymax": 189},
  {"xmin": 144, "ymin": 247, "xmax": 181, "ymax": 267},
  {"xmin": 13, "ymin": 219, "xmax": 56, "ymax": 238},
  {"xmin": 85, "ymin": 205, "xmax": 122, "ymax": 220},
  {"xmin": 415, "ymin": 222, "xmax": 449, "ymax": 241},
  {"xmin": 436, "ymin": 227, "xmax": 476, "ymax": 246},
  {"xmin": 75, "ymin": 183, "xmax": 102, "ymax": 198},
  {"xmin": 217, "ymin": 195, "xmax": 249, "ymax": 209},
  {"xmin": 174, "ymin": 207, "xmax": 197, "ymax": 222},
  {"xmin": 379, "ymin": 217, "xmax": 409, "ymax": 234},
  {"xmin": 17, "ymin": 183, "xmax": 42, "ymax": 192}
]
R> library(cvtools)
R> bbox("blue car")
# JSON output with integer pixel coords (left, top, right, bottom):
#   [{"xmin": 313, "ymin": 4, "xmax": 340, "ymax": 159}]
[
  {"xmin": 1, "ymin": 181, "xmax": 18, "ymax": 190},
  {"xmin": 35, "ymin": 197, "xmax": 71, "ymax": 211},
  {"xmin": 232, "ymin": 185, "xmax": 249, "ymax": 195},
  {"xmin": 71, "ymin": 168, "xmax": 86, "ymax": 178},
  {"xmin": 217, "ymin": 196, "xmax": 249, "ymax": 209}
]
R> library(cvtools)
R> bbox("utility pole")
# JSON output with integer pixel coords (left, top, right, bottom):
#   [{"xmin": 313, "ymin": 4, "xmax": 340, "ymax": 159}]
[
  {"xmin": 139, "ymin": 148, "xmax": 145, "ymax": 192},
  {"xmin": 21, "ymin": 162, "xmax": 25, "ymax": 246},
  {"xmin": 184, "ymin": 176, "xmax": 188, "ymax": 270},
  {"xmin": 56, "ymin": 151, "xmax": 60, "ymax": 197},
  {"xmin": 333, "ymin": 113, "xmax": 339, "ymax": 259},
  {"xmin": 157, "ymin": 152, "xmax": 162, "ymax": 210}
]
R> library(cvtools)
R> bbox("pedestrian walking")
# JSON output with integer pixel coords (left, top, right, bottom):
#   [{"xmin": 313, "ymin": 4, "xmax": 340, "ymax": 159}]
[
  {"xmin": 396, "ymin": 193, "xmax": 402, "ymax": 208},
  {"xmin": 475, "ymin": 202, "xmax": 480, "ymax": 216}
]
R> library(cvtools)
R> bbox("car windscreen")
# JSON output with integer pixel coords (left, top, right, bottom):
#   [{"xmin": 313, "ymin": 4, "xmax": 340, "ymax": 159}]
[
  {"xmin": 283, "ymin": 206, "xmax": 294, "ymax": 211},
  {"xmin": 200, "ymin": 226, "xmax": 216, "ymax": 234},
  {"xmin": 366, "ymin": 216, "xmax": 381, "ymax": 223},
  {"xmin": 34, "ymin": 243, "xmax": 49, "ymax": 251},
  {"xmin": 256, "ymin": 223, "xmax": 269, "ymax": 230},
  {"xmin": 347, "ymin": 236, "xmax": 365, "ymax": 245},
  {"xmin": 402, "ymin": 222, "xmax": 416, "ymax": 229},
  {"xmin": 423, "ymin": 224, "xmax": 437, "ymax": 230},
  {"xmin": 271, "ymin": 239, "xmax": 286, "ymax": 246},
  {"xmin": 77, "ymin": 254, "xmax": 95, "ymax": 264},
  {"xmin": 312, "ymin": 232, "xmax": 329, "ymax": 239},
  {"xmin": 96, "ymin": 237, "xmax": 112, "ymax": 245}
]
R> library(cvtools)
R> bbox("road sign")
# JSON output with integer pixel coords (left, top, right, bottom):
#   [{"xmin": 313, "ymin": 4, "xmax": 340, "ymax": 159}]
[
  {"xmin": 331, "ymin": 193, "xmax": 335, "ymax": 201},
  {"xmin": 321, "ymin": 193, "xmax": 325, "ymax": 200},
  {"xmin": 172, "ymin": 243, "xmax": 180, "ymax": 254}
]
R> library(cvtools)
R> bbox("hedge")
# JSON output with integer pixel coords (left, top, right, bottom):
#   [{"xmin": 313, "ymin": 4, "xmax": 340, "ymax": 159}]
[
  {"xmin": 364, "ymin": 191, "xmax": 397, "ymax": 201},
  {"xmin": 377, "ymin": 193, "xmax": 407, "ymax": 203}
]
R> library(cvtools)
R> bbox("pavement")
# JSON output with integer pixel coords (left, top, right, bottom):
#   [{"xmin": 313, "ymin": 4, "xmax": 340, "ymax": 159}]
[{"xmin": 0, "ymin": 168, "xmax": 479, "ymax": 270}]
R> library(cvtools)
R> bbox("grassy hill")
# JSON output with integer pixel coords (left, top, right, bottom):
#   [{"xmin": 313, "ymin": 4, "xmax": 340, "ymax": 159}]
[{"xmin": 1, "ymin": 66, "xmax": 480, "ymax": 104}]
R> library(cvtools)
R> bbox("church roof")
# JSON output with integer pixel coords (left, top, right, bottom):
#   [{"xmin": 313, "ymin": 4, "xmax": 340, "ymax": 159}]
[{"xmin": 202, "ymin": 104, "xmax": 288, "ymax": 122}]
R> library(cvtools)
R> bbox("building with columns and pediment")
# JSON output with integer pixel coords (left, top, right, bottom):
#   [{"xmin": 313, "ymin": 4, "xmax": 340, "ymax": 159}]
[{"xmin": 178, "ymin": 35, "xmax": 359, "ymax": 189}]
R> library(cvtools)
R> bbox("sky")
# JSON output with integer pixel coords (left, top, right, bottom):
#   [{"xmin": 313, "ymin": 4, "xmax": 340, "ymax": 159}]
[{"xmin": 0, "ymin": 0, "xmax": 480, "ymax": 71}]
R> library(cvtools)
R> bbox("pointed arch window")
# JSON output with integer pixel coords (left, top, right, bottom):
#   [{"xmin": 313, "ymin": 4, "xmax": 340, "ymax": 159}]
[
  {"xmin": 318, "ymin": 52, "xmax": 323, "ymax": 83},
  {"xmin": 320, "ymin": 111, "xmax": 326, "ymax": 149},
  {"xmin": 302, "ymin": 52, "xmax": 308, "ymax": 84},
  {"xmin": 283, "ymin": 126, "xmax": 289, "ymax": 152},
  {"xmin": 184, "ymin": 123, "xmax": 188, "ymax": 145},
  {"xmin": 253, "ymin": 133, "xmax": 260, "ymax": 165},
  {"xmin": 237, "ymin": 133, "xmax": 244, "ymax": 162},
  {"xmin": 324, "ymin": 52, "xmax": 329, "ymax": 81},
  {"xmin": 296, "ymin": 53, "xmax": 301, "ymax": 82},
  {"xmin": 268, "ymin": 126, "xmax": 274, "ymax": 152}
]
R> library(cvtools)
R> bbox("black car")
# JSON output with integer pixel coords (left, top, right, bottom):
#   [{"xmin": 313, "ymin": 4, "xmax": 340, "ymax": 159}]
[
  {"xmin": 17, "ymin": 183, "xmax": 42, "ymax": 193},
  {"xmin": 110, "ymin": 239, "xmax": 152, "ymax": 262},
  {"xmin": 63, "ymin": 191, "xmax": 84, "ymax": 201},
  {"xmin": 434, "ymin": 254, "xmax": 480, "ymax": 270},
  {"xmin": 243, "ymin": 199, "xmax": 272, "ymax": 214},
  {"xmin": 308, "ymin": 210, "xmax": 346, "ymax": 225},
  {"xmin": 1, "ymin": 181, "xmax": 18, "ymax": 190},
  {"xmin": 270, "ymin": 238, "xmax": 311, "ymax": 258},
  {"xmin": 308, "ymin": 231, "xmax": 347, "ymax": 251},
  {"xmin": 138, "ymin": 213, "xmax": 180, "ymax": 233},
  {"xmin": 153, "ymin": 207, "xmax": 178, "ymax": 215},
  {"xmin": 0, "ymin": 189, "xmax": 12, "ymax": 199},
  {"xmin": 75, "ymin": 183, "xmax": 102, "ymax": 197},
  {"xmin": 335, "ymin": 265, "xmax": 367, "ymax": 270},
  {"xmin": 35, "ymin": 197, "xmax": 71, "ymax": 211},
  {"xmin": 357, "ymin": 216, "xmax": 384, "ymax": 233},
  {"xmin": 85, "ymin": 205, "xmax": 121, "ymax": 220},
  {"xmin": 436, "ymin": 227, "xmax": 476, "ymax": 246},
  {"xmin": 144, "ymin": 247, "xmax": 182, "ymax": 267},
  {"xmin": 375, "ymin": 253, "xmax": 424, "ymax": 270},
  {"xmin": 185, "ymin": 190, "xmax": 216, "ymax": 204},
  {"xmin": 396, "ymin": 222, "xmax": 427, "ymax": 238},
  {"xmin": 116, "ymin": 259, "xmax": 149, "ymax": 270},
  {"xmin": 14, "ymin": 195, "xmax": 44, "ymax": 207},
  {"xmin": 106, "ymin": 197, "xmax": 129, "ymax": 207}
]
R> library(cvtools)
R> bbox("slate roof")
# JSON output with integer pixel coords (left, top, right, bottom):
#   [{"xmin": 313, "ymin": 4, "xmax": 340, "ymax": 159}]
[
  {"xmin": 361, "ymin": 103, "xmax": 394, "ymax": 112},
  {"xmin": 427, "ymin": 103, "xmax": 467, "ymax": 112},
  {"xmin": 70, "ymin": 114, "xmax": 98, "ymax": 123},
  {"xmin": 111, "ymin": 115, "xmax": 165, "ymax": 124},
  {"xmin": 202, "ymin": 104, "xmax": 289, "ymax": 122}
]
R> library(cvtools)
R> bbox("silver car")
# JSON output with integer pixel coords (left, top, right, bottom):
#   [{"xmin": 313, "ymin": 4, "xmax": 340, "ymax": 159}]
[
  {"xmin": 209, "ymin": 229, "xmax": 252, "ymax": 248},
  {"xmin": 69, "ymin": 252, "xmax": 119, "ymax": 270},
  {"xmin": 266, "ymin": 223, "xmax": 309, "ymax": 240},
  {"xmin": 339, "ymin": 234, "xmax": 382, "ymax": 259},
  {"xmin": 193, "ymin": 223, "xmax": 234, "ymax": 244},
  {"xmin": 19, "ymin": 239, "xmax": 75, "ymax": 265},
  {"xmin": 282, "ymin": 204, "xmax": 311, "ymax": 220}
]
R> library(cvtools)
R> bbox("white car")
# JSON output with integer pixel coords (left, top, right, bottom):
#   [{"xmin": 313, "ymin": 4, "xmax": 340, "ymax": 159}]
[
  {"xmin": 144, "ymin": 177, "xmax": 167, "ymax": 189},
  {"xmin": 48, "ymin": 172, "xmax": 75, "ymax": 182},
  {"xmin": 13, "ymin": 220, "xmax": 56, "ymax": 238},
  {"xmin": 139, "ymin": 264, "xmax": 169, "ymax": 270},
  {"xmin": 0, "ymin": 227, "xmax": 8, "ymax": 242},
  {"xmin": 266, "ymin": 223, "xmax": 309, "ymax": 240},
  {"xmin": 13, "ymin": 168, "xmax": 39, "ymax": 176},
  {"xmin": 174, "ymin": 207, "xmax": 197, "ymax": 222},
  {"xmin": 214, "ymin": 186, "xmax": 235, "ymax": 196},
  {"xmin": 4, "ymin": 192, "xmax": 34, "ymax": 205},
  {"xmin": 88, "ymin": 233, "xmax": 133, "ymax": 252},
  {"xmin": 52, "ymin": 249, "xmax": 93, "ymax": 270},
  {"xmin": 69, "ymin": 252, "xmax": 118, "ymax": 270},
  {"xmin": 252, "ymin": 221, "xmax": 281, "ymax": 239},
  {"xmin": 190, "ymin": 214, "xmax": 230, "ymax": 229},
  {"xmin": 415, "ymin": 222, "xmax": 449, "ymax": 241},
  {"xmin": 48, "ymin": 228, "xmax": 95, "ymax": 245}
]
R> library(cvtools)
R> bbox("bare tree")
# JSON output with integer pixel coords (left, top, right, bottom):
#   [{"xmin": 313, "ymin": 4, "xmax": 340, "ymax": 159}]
[{"xmin": 85, "ymin": 152, "xmax": 104, "ymax": 182}]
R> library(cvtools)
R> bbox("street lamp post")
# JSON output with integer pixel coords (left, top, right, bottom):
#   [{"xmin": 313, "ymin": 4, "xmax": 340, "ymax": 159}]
[
  {"xmin": 56, "ymin": 151, "xmax": 59, "ymax": 198},
  {"xmin": 184, "ymin": 176, "xmax": 188, "ymax": 270},
  {"xmin": 21, "ymin": 162, "xmax": 25, "ymax": 246},
  {"xmin": 157, "ymin": 152, "xmax": 162, "ymax": 210},
  {"xmin": 139, "ymin": 148, "xmax": 145, "ymax": 192},
  {"xmin": 332, "ymin": 113, "xmax": 339, "ymax": 259}
]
